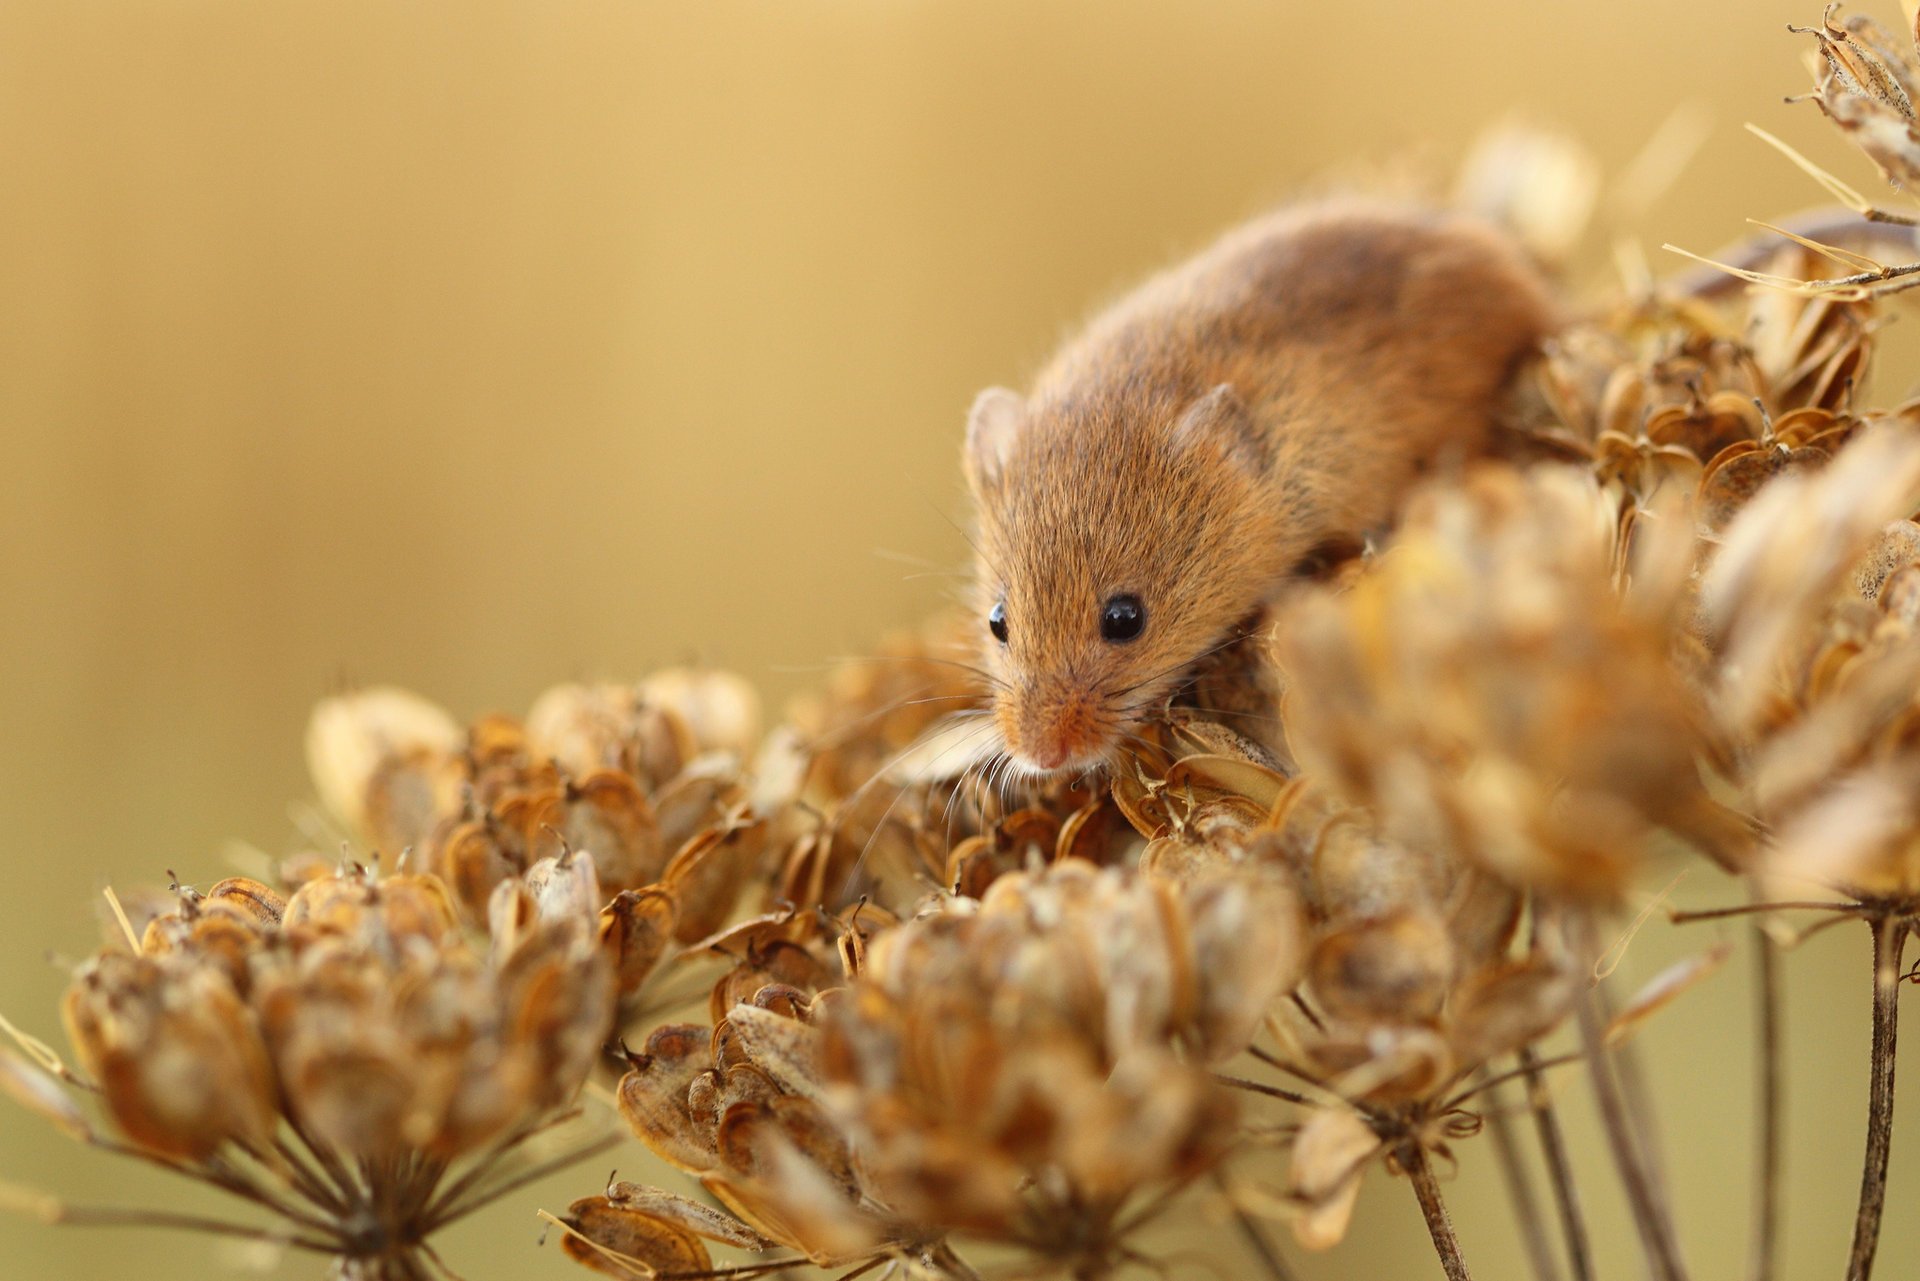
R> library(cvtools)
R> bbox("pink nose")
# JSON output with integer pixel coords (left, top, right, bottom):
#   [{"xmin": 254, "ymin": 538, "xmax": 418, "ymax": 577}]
[
  {"xmin": 1027, "ymin": 741, "xmax": 1069, "ymax": 771},
  {"xmin": 1011, "ymin": 693, "xmax": 1101, "ymax": 773}
]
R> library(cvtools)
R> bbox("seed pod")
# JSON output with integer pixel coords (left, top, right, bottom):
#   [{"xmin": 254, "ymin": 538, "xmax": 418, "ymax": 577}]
[
  {"xmin": 62, "ymin": 953, "xmax": 278, "ymax": 1161},
  {"xmin": 525, "ymin": 682, "xmax": 694, "ymax": 788},
  {"xmin": 637, "ymin": 667, "xmax": 763, "ymax": 760},
  {"xmin": 599, "ymin": 887, "xmax": 679, "ymax": 997},
  {"xmin": 306, "ymin": 687, "xmax": 464, "ymax": 854},
  {"xmin": 559, "ymin": 1195, "xmax": 712, "ymax": 1277}
]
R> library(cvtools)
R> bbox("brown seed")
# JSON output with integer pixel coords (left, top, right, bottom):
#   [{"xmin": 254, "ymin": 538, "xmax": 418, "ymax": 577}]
[{"xmin": 560, "ymin": 1195, "xmax": 712, "ymax": 1277}]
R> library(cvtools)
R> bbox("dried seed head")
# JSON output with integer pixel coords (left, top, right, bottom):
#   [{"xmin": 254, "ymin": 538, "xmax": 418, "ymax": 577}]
[
  {"xmin": 306, "ymin": 687, "xmax": 466, "ymax": 857},
  {"xmin": 62, "ymin": 952, "xmax": 279, "ymax": 1161},
  {"xmin": 20, "ymin": 856, "xmax": 619, "ymax": 1277},
  {"xmin": 1276, "ymin": 464, "xmax": 1722, "ymax": 898}
]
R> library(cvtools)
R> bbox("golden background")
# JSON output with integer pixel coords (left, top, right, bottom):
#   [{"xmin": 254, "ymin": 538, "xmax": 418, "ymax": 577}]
[{"xmin": 2, "ymin": 0, "xmax": 1917, "ymax": 1277}]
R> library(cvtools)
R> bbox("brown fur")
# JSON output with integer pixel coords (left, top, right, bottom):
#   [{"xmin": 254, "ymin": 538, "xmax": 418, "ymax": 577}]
[{"xmin": 963, "ymin": 199, "xmax": 1559, "ymax": 772}]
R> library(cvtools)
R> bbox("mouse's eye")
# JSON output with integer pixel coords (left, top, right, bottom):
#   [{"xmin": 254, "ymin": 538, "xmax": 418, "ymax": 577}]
[
  {"xmin": 989, "ymin": 599, "xmax": 1009, "ymax": 644},
  {"xmin": 1100, "ymin": 594, "xmax": 1145, "ymax": 643}
]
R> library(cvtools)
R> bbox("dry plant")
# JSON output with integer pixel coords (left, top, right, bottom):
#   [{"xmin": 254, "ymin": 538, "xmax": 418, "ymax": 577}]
[{"xmin": 17, "ymin": 6, "xmax": 1920, "ymax": 1280}]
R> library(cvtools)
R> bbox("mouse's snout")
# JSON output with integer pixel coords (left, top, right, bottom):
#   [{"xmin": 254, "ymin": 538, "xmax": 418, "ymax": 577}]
[{"xmin": 1000, "ymin": 677, "xmax": 1117, "ymax": 774}]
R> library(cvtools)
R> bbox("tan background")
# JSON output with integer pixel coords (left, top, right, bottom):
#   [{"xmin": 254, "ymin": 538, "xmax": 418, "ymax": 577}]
[{"xmin": 3, "ymin": 0, "xmax": 1918, "ymax": 1277}]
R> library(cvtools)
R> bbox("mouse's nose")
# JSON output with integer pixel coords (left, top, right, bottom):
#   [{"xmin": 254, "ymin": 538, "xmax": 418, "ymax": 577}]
[
  {"xmin": 1026, "ymin": 740, "xmax": 1070, "ymax": 771},
  {"xmin": 1015, "ymin": 696, "xmax": 1104, "ymax": 773}
]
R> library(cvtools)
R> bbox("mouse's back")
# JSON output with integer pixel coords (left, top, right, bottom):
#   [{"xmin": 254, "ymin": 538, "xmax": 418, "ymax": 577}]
[{"xmin": 964, "ymin": 199, "xmax": 1558, "ymax": 774}]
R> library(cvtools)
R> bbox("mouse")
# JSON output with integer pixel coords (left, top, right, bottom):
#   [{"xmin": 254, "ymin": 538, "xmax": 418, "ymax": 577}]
[{"xmin": 960, "ymin": 198, "xmax": 1560, "ymax": 775}]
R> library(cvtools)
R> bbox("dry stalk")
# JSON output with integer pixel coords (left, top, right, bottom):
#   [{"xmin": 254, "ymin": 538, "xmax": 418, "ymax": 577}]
[
  {"xmin": 1575, "ymin": 912, "xmax": 1689, "ymax": 1281},
  {"xmin": 1520, "ymin": 1046, "xmax": 1593, "ymax": 1281},
  {"xmin": 1847, "ymin": 912, "xmax": 1908, "ymax": 1281},
  {"xmin": 1397, "ymin": 1139, "xmax": 1471, "ymax": 1281},
  {"xmin": 1480, "ymin": 1072, "xmax": 1563, "ymax": 1281},
  {"xmin": 1748, "ymin": 912, "xmax": 1783, "ymax": 1281}
]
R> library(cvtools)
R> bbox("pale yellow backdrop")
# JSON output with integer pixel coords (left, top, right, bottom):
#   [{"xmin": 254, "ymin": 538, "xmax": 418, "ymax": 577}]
[{"xmin": 2, "ymin": 1, "xmax": 1916, "ymax": 1278}]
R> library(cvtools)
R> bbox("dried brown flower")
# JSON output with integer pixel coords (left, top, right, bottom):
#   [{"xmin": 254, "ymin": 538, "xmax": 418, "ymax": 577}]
[
  {"xmin": 1274, "ymin": 463, "xmax": 1734, "ymax": 899},
  {"xmin": 562, "ymin": 859, "xmax": 1301, "ymax": 1280},
  {"xmin": 11, "ymin": 859, "xmax": 616, "ymax": 1280},
  {"xmin": 305, "ymin": 672, "xmax": 772, "ymax": 1014}
]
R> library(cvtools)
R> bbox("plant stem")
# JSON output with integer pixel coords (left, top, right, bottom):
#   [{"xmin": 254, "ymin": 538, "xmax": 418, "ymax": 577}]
[
  {"xmin": 1846, "ymin": 914, "xmax": 1907, "ymax": 1281},
  {"xmin": 1212, "ymin": 1170, "xmax": 1302, "ymax": 1281},
  {"xmin": 1401, "ymin": 1140, "xmax": 1472, "ymax": 1281},
  {"xmin": 1481, "ymin": 1072, "xmax": 1562, "ymax": 1281},
  {"xmin": 1748, "ymin": 913, "xmax": 1783, "ymax": 1281},
  {"xmin": 1593, "ymin": 975, "xmax": 1674, "ymax": 1217},
  {"xmin": 1520, "ymin": 1046, "xmax": 1594, "ymax": 1281},
  {"xmin": 1577, "ymin": 977, "xmax": 1688, "ymax": 1281}
]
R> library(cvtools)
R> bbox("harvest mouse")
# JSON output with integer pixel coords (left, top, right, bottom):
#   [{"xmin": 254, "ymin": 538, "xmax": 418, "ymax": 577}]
[{"xmin": 961, "ymin": 199, "xmax": 1558, "ymax": 775}]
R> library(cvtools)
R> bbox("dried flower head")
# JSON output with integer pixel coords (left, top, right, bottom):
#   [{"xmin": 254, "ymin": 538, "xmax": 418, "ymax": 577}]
[
  {"xmin": 1693, "ymin": 423, "xmax": 1920, "ymax": 901},
  {"xmin": 1274, "ymin": 463, "xmax": 1733, "ymax": 899},
  {"xmin": 10, "ymin": 859, "xmax": 615, "ymax": 1280},
  {"xmin": 1796, "ymin": 4, "xmax": 1920, "ymax": 193},
  {"xmin": 557, "ymin": 859, "xmax": 1301, "ymax": 1280},
  {"xmin": 305, "ymin": 673, "xmax": 771, "ymax": 1014}
]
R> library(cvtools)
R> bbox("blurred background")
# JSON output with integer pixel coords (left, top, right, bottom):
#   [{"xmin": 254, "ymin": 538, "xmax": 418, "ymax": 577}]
[{"xmin": 3, "ymin": 0, "xmax": 1918, "ymax": 1277}]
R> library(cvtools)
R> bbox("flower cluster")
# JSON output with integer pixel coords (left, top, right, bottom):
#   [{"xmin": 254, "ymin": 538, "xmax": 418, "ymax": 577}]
[
  {"xmin": 305, "ymin": 674, "xmax": 769, "ymax": 1012},
  {"xmin": 8, "ymin": 856, "xmax": 612, "ymax": 1279},
  {"xmin": 554, "ymin": 858, "xmax": 1298, "ymax": 1279}
]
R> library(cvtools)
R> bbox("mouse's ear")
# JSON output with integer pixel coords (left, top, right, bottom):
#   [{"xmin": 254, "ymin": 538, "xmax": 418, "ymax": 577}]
[
  {"xmin": 964, "ymin": 387, "xmax": 1026, "ymax": 493},
  {"xmin": 1173, "ymin": 383, "xmax": 1269, "ymax": 476}
]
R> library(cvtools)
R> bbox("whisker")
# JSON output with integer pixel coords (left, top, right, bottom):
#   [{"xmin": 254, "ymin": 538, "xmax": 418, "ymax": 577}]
[
  {"xmin": 802, "ymin": 683, "xmax": 977, "ymax": 755},
  {"xmin": 1110, "ymin": 628, "xmax": 1257, "ymax": 702},
  {"xmin": 797, "ymin": 651, "xmax": 1012, "ymax": 695},
  {"xmin": 925, "ymin": 498, "xmax": 1009, "ymax": 586},
  {"xmin": 835, "ymin": 716, "xmax": 1001, "ymax": 904}
]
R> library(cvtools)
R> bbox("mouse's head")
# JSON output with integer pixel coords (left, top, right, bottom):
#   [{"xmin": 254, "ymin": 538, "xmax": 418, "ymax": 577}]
[{"xmin": 962, "ymin": 381, "xmax": 1297, "ymax": 775}]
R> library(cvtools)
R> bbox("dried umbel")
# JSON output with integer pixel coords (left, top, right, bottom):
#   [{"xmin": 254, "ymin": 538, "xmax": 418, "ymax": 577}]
[
  {"xmin": 1698, "ymin": 434, "xmax": 1920, "ymax": 1281},
  {"xmin": 1680, "ymin": 420, "xmax": 1920, "ymax": 919},
  {"xmin": 557, "ymin": 859, "xmax": 1301, "ymax": 1280},
  {"xmin": 1274, "ymin": 463, "xmax": 1732, "ymax": 900},
  {"xmin": 1269, "ymin": 903, "xmax": 1578, "ymax": 1250},
  {"xmin": 1666, "ymin": 5, "xmax": 1920, "ymax": 301},
  {"xmin": 823, "ymin": 861, "xmax": 1301, "ymax": 1259},
  {"xmin": 1796, "ymin": 4, "xmax": 1920, "ymax": 196},
  {"xmin": 556, "ymin": 895, "xmax": 954, "ymax": 1278},
  {"xmin": 9, "ymin": 860, "xmax": 616, "ymax": 1280},
  {"xmin": 1529, "ymin": 263, "xmax": 1872, "ymax": 511},
  {"xmin": 305, "ymin": 672, "xmax": 770, "ymax": 1012}
]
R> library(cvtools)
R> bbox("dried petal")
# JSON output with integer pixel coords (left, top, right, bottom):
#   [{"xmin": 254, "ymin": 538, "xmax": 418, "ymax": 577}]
[
  {"xmin": 1288, "ymin": 1107, "xmax": 1380, "ymax": 1251},
  {"xmin": 616, "ymin": 1025, "xmax": 720, "ymax": 1173},
  {"xmin": 560, "ymin": 1195, "xmax": 712, "ymax": 1277}
]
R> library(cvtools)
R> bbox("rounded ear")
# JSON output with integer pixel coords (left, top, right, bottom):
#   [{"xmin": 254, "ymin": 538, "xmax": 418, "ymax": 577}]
[
  {"xmin": 1172, "ymin": 383, "xmax": 1269, "ymax": 476},
  {"xmin": 964, "ymin": 386, "xmax": 1026, "ymax": 493}
]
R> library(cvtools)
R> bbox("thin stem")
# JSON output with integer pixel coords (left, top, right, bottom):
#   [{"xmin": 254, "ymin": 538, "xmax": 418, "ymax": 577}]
[
  {"xmin": 1593, "ymin": 976, "xmax": 1675, "ymax": 1230},
  {"xmin": 1401, "ymin": 1141, "xmax": 1472, "ymax": 1281},
  {"xmin": 1669, "ymin": 900, "xmax": 1854, "ymax": 924},
  {"xmin": 1520, "ymin": 1046, "xmax": 1594, "ymax": 1281},
  {"xmin": 272, "ymin": 1134, "xmax": 352, "ymax": 1215},
  {"xmin": 46, "ymin": 1205, "xmax": 338, "ymax": 1253},
  {"xmin": 1212, "ymin": 1073, "xmax": 1315, "ymax": 1107},
  {"xmin": 1578, "ymin": 975, "xmax": 1689, "ymax": 1281},
  {"xmin": 924, "ymin": 1241, "xmax": 984, "ymax": 1281},
  {"xmin": 1212, "ymin": 1171, "xmax": 1301, "ymax": 1281},
  {"xmin": 1445, "ymin": 1049, "xmax": 1586, "ymax": 1110},
  {"xmin": 427, "ymin": 1132, "xmax": 623, "ymax": 1229},
  {"xmin": 1748, "ymin": 913, "xmax": 1784, "ymax": 1281},
  {"xmin": 1480, "ymin": 1073, "xmax": 1563, "ymax": 1281},
  {"xmin": 1846, "ymin": 914, "xmax": 1907, "ymax": 1281},
  {"xmin": 418, "ymin": 1116, "xmax": 564, "ymax": 1226}
]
